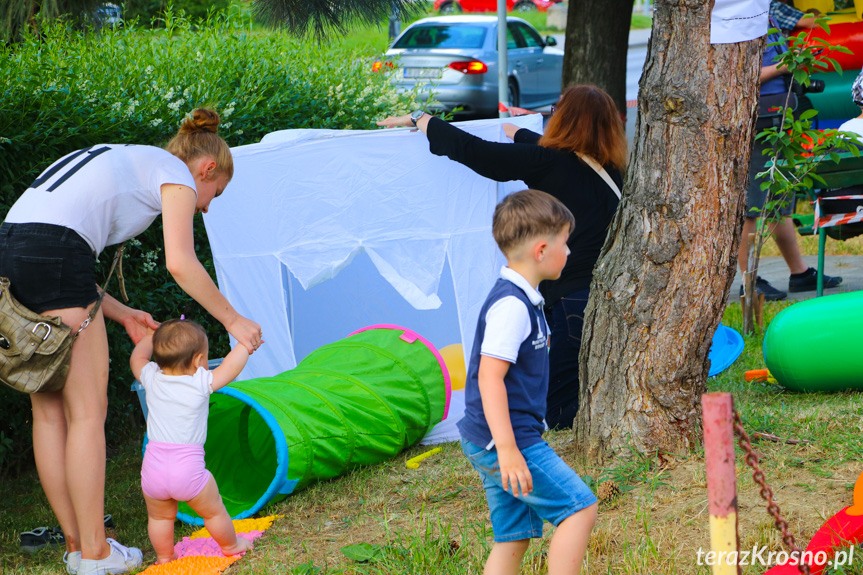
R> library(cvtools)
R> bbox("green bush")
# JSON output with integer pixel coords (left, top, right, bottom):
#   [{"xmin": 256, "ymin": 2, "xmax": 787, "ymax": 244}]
[
  {"xmin": 1, "ymin": 0, "xmax": 101, "ymax": 43},
  {"xmin": 123, "ymin": 0, "xmax": 234, "ymax": 25},
  {"xmin": 0, "ymin": 8, "xmax": 420, "ymax": 474}
]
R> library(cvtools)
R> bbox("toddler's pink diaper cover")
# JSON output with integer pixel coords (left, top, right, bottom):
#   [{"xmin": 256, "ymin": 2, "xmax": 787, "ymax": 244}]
[{"xmin": 141, "ymin": 441, "xmax": 211, "ymax": 501}]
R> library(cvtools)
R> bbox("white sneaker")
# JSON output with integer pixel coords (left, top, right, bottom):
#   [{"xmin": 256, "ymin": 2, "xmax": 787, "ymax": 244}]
[
  {"xmin": 77, "ymin": 539, "xmax": 143, "ymax": 575},
  {"xmin": 64, "ymin": 551, "xmax": 82, "ymax": 574}
]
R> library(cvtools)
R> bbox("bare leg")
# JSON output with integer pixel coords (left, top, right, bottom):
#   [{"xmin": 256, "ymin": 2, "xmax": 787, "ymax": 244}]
[
  {"xmin": 547, "ymin": 503, "xmax": 597, "ymax": 575},
  {"xmin": 738, "ymin": 216, "xmax": 807, "ymax": 275},
  {"xmin": 61, "ymin": 307, "xmax": 111, "ymax": 560},
  {"xmin": 143, "ymin": 495, "xmax": 178, "ymax": 564},
  {"xmin": 772, "ymin": 217, "xmax": 808, "ymax": 274},
  {"xmin": 30, "ymin": 391, "xmax": 79, "ymax": 554},
  {"xmin": 187, "ymin": 476, "xmax": 251, "ymax": 556},
  {"xmin": 737, "ymin": 217, "xmax": 757, "ymax": 275},
  {"xmin": 483, "ymin": 539, "xmax": 529, "ymax": 575},
  {"xmin": 31, "ymin": 304, "xmax": 111, "ymax": 561}
]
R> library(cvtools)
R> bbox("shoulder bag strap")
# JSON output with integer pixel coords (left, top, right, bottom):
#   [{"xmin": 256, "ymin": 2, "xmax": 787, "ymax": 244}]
[
  {"xmin": 76, "ymin": 243, "xmax": 125, "ymax": 335},
  {"xmin": 575, "ymin": 152, "xmax": 622, "ymax": 200}
]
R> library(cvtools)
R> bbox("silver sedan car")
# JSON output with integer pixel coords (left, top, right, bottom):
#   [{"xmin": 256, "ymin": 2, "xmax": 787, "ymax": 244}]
[{"xmin": 378, "ymin": 15, "xmax": 563, "ymax": 117}]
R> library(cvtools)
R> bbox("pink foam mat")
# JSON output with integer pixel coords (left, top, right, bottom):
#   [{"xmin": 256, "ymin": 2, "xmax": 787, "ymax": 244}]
[{"xmin": 175, "ymin": 531, "xmax": 263, "ymax": 558}]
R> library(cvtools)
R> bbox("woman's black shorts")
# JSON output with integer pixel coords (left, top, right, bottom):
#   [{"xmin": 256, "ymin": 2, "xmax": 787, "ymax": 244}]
[{"xmin": 0, "ymin": 222, "xmax": 98, "ymax": 314}]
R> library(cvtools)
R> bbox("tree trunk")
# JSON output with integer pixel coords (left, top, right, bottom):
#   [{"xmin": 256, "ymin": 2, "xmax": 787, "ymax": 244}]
[
  {"xmin": 562, "ymin": 0, "xmax": 634, "ymax": 113},
  {"xmin": 575, "ymin": 0, "xmax": 762, "ymax": 461}
]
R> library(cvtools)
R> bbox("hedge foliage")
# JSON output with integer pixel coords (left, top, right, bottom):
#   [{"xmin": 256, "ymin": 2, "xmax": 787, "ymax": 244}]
[
  {"xmin": 125, "ymin": 0, "xmax": 234, "ymax": 24},
  {"xmin": 0, "ymin": 8, "xmax": 420, "ymax": 474}
]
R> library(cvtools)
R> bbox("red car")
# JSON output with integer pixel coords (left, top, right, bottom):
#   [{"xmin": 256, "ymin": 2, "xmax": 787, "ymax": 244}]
[{"xmin": 434, "ymin": 0, "xmax": 562, "ymax": 13}]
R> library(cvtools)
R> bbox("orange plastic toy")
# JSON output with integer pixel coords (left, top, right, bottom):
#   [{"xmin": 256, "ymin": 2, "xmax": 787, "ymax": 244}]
[{"xmin": 745, "ymin": 369, "xmax": 778, "ymax": 384}]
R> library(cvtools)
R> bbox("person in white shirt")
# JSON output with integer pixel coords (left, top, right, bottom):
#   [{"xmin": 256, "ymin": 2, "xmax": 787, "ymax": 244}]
[
  {"xmin": 0, "ymin": 108, "xmax": 263, "ymax": 575},
  {"xmin": 130, "ymin": 319, "xmax": 253, "ymax": 565}
]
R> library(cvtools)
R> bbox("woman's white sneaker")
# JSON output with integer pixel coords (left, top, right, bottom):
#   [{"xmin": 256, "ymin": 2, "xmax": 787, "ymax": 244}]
[
  {"xmin": 77, "ymin": 539, "xmax": 143, "ymax": 575},
  {"xmin": 64, "ymin": 550, "xmax": 82, "ymax": 574}
]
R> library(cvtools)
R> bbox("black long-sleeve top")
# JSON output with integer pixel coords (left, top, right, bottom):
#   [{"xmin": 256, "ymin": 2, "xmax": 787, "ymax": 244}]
[{"xmin": 426, "ymin": 116, "xmax": 622, "ymax": 305}]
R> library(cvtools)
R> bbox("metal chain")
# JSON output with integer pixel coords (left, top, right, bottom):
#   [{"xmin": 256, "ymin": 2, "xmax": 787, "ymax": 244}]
[{"xmin": 732, "ymin": 409, "xmax": 811, "ymax": 575}]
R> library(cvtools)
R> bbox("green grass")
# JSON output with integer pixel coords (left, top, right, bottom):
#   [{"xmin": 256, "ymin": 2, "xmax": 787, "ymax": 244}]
[
  {"xmin": 631, "ymin": 14, "xmax": 652, "ymax": 30},
  {"xmin": 763, "ymin": 230, "xmax": 863, "ymax": 257},
  {"xmin": 3, "ymin": 301, "xmax": 862, "ymax": 574},
  {"xmin": 758, "ymin": 200, "xmax": 863, "ymax": 257}
]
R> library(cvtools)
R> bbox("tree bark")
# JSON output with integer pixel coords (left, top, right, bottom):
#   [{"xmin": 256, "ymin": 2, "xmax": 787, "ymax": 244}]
[
  {"xmin": 562, "ymin": 0, "xmax": 634, "ymax": 113},
  {"xmin": 575, "ymin": 0, "xmax": 762, "ymax": 461}
]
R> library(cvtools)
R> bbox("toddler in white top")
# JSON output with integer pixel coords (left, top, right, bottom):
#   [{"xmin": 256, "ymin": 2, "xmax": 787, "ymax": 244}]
[{"xmin": 131, "ymin": 319, "xmax": 254, "ymax": 564}]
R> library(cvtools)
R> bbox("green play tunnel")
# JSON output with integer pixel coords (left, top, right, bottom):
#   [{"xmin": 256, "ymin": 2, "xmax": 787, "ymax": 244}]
[
  {"xmin": 155, "ymin": 325, "xmax": 452, "ymax": 525},
  {"xmin": 763, "ymin": 292, "xmax": 863, "ymax": 392}
]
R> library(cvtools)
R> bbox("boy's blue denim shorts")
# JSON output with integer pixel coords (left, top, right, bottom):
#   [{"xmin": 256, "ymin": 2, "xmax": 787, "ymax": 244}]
[{"xmin": 461, "ymin": 438, "xmax": 597, "ymax": 542}]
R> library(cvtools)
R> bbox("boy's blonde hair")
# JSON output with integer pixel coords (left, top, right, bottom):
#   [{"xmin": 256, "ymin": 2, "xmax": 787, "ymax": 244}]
[
  {"xmin": 152, "ymin": 319, "xmax": 208, "ymax": 371},
  {"xmin": 492, "ymin": 189, "xmax": 575, "ymax": 256}
]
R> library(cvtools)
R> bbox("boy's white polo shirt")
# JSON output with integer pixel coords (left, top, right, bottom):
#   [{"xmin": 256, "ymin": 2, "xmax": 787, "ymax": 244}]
[{"xmin": 480, "ymin": 266, "xmax": 547, "ymax": 364}]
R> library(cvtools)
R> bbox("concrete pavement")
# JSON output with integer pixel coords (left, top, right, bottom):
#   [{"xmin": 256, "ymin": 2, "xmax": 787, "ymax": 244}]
[
  {"xmin": 730, "ymin": 255, "xmax": 863, "ymax": 302},
  {"xmin": 628, "ymin": 28, "xmax": 650, "ymax": 48}
]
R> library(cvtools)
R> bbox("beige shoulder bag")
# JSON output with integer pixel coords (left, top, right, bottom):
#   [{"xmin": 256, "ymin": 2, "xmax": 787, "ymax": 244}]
[{"xmin": 0, "ymin": 245, "xmax": 125, "ymax": 393}]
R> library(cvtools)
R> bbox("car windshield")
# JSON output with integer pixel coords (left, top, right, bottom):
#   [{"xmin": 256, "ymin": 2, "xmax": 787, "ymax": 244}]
[{"xmin": 393, "ymin": 25, "xmax": 487, "ymax": 49}]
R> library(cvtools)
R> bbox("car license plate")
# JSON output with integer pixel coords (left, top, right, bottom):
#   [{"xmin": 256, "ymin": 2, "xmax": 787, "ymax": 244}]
[{"xmin": 404, "ymin": 67, "xmax": 441, "ymax": 79}]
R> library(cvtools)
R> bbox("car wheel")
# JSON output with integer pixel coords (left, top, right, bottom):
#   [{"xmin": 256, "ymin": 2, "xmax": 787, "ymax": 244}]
[
  {"xmin": 508, "ymin": 79, "xmax": 520, "ymax": 109},
  {"xmin": 514, "ymin": 1, "xmax": 537, "ymax": 11},
  {"xmin": 439, "ymin": 1, "xmax": 462, "ymax": 14}
]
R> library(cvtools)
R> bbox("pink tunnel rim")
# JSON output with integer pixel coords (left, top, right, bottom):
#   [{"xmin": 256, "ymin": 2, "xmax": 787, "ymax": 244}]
[{"xmin": 347, "ymin": 324, "xmax": 452, "ymax": 420}]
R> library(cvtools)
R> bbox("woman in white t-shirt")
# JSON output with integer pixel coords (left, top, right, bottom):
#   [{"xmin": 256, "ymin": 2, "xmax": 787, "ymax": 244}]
[{"xmin": 0, "ymin": 109, "xmax": 263, "ymax": 575}]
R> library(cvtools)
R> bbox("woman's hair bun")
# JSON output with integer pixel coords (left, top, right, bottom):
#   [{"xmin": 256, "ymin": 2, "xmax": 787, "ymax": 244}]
[{"xmin": 178, "ymin": 108, "xmax": 221, "ymax": 135}]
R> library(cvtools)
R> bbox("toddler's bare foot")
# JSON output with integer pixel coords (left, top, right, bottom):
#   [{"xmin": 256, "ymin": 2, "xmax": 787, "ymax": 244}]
[
  {"xmin": 221, "ymin": 536, "xmax": 253, "ymax": 556},
  {"xmin": 155, "ymin": 553, "xmax": 178, "ymax": 564}
]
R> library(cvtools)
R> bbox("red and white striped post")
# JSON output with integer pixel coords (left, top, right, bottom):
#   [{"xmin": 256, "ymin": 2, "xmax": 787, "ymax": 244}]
[{"xmin": 702, "ymin": 392, "xmax": 742, "ymax": 575}]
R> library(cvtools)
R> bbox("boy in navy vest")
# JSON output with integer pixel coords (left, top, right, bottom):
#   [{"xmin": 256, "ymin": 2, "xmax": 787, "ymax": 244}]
[{"xmin": 458, "ymin": 189, "xmax": 597, "ymax": 575}]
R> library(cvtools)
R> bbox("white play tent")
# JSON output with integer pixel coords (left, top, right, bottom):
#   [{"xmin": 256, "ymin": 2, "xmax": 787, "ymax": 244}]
[{"xmin": 203, "ymin": 114, "xmax": 542, "ymax": 443}]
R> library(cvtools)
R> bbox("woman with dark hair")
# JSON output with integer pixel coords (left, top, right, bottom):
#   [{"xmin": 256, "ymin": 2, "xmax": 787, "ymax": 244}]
[
  {"xmin": 378, "ymin": 85, "xmax": 627, "ymax": 429},
  {"xmin": 0, "ymin": 109, "xmax": 263, "ymax": 575}
]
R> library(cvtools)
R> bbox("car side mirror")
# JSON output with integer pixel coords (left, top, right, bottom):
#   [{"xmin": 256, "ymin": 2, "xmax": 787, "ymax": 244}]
[{"xmin": 545, "ymin": 36, "xmax": 557, "ymax": 47}]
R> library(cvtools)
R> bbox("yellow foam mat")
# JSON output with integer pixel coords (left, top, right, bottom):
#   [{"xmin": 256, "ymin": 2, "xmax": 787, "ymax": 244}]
[{"xmin": 190, "ymin": 515, "xmax": 280, "ymax": 539}]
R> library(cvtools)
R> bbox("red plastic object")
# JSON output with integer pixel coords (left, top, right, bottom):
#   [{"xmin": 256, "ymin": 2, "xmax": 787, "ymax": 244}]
[
  {"xmin": 764, "ymin": 472, "xmax": 863, "ymax": 574},
  {"xmin": 799, "ymin": 22, "xmax": 863, "ymax": 73}
]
